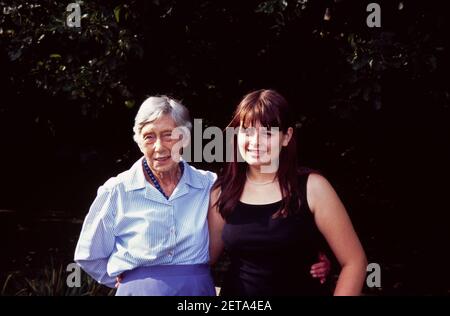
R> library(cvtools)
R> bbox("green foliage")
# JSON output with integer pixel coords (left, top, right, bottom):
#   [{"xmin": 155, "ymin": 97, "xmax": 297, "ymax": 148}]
[
  {"xmin": 256, "ymin": 0, "xmax": 308, "ymax": 30},
  {"xmin": 0, "ymin": 0, "xmax": 143, "ymax": 116},
  {"xmin": 1, "ymin": 0, "xmax": 447, "ymax": 118}
]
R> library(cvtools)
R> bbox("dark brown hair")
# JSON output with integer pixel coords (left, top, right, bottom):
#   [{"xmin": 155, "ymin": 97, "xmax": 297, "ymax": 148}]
[{"xmin": 213, "ymin": 89, "xmax": 303, "ymax": 219}]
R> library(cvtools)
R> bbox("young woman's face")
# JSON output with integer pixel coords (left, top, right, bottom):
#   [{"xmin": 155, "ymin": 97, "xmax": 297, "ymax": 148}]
[{"xmin": 237, "ymin": 120, "xmax": 293, "ymax": 168}]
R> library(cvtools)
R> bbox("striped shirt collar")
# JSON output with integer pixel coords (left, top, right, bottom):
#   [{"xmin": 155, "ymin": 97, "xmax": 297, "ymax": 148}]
[{"xmin": 124, "ymin": 157, "xmax": 205, "ymax": 193}]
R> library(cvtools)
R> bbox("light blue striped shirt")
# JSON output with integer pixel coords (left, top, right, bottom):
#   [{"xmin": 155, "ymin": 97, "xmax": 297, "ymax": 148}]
[{"xmin": 74, "ymin": 157, "xmax": 217, "ymax": 288}]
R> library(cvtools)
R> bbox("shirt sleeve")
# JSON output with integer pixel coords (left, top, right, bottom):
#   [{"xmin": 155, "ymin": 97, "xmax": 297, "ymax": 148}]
[
  {"xmin": 74, "ymin": 184, "xmax": 117, "ymax": 288},
  {"xmin": 207, "ymin": 171, "xmax": 218, "ymax": 188}
]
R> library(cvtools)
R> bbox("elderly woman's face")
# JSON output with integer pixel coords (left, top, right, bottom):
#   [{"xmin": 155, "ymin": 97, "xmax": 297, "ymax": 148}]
[{"xmin": 139, "ymin": 114, "xmax": 181, "ymax": 174}]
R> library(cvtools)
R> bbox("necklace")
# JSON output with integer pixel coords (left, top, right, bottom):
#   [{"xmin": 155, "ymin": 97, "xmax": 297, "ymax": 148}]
[
  {"xmin": 245, "ymin": 172, "xmax": 276, "ymax": 185},
  {"xmin": 143, "ymin": 158, "xmax": 184, "ymax": 200}
]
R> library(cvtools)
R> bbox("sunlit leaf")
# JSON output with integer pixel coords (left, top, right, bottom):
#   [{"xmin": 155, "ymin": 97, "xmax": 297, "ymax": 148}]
[{"xmin": 114, "ymin": 6, "xmax": 120, "ymax": 23}]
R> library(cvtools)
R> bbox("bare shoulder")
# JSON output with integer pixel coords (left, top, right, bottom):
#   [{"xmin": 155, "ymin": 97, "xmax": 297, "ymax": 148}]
[
  {"xmin": 209, "ymin": 186, "xmax": 221, "ymax": 206},
  {"xmin": 211, "ymin": 187, "xmax": 221, "ymax": 202},
  {"xmin": 208, "ymin": 186, "xmax": 224, "ymax": 222},
  {"xmin": 307, "ymin": 173, "xmax": 334, "ymax": 194},
  {"xmin": 306, "ymin": 173, "xmax": 339, "ymax": 214}
]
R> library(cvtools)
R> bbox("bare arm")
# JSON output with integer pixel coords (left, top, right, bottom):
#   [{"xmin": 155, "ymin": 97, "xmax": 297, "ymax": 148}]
[
  {"xmin": 307, "ymin": 173, "xmax": 367, "ymax": 296},
  {"xmin": 208, "ymin": 187, "xmax": 226, "ymax": 266}
]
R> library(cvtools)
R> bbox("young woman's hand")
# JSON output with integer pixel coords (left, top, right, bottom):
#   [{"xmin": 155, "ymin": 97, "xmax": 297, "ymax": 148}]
[
  {"xmin": 115, "ymin": 274, "xmax": 123, "ymax": 288},
  {"xmin": 310, "ymin": 252, "xmax": 331, "ymax": 284}
]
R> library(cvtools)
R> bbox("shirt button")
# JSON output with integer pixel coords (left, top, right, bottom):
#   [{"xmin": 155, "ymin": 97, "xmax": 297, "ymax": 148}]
[
  {"xmin": 168, "ymin": 251, "xmax": 174, "ymax": 256},
  {"xmin": 170, "ymin": 227, "xmax": 175, "ymax": 234}
]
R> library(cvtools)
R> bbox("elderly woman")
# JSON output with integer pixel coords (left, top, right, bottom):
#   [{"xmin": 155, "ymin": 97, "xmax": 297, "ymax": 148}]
[{"xmin": 74, "ymin": 96, "xmax": 217, "ymax": 296}]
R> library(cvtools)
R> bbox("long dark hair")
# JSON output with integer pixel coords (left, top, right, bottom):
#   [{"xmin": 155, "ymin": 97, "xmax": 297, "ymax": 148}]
[{"xmin": 213, "ymin": 89, "xmax": 304, "ymax": 219}]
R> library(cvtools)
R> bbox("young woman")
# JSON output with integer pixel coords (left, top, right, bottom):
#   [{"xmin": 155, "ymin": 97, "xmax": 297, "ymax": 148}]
[{"xmin": 208, "ymin": 89, "xmax": 367, "ymax": 296}]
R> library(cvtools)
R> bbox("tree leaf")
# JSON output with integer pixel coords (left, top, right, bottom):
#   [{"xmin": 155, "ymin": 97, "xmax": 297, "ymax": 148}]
[
  {"xmin": 114, "ymin": 6, "xmax": 121, "ymax": 23},
  {"xmin": 124, "ymin": 100, "xmax": 135, "ymax": 108},
  {"xmin": 8, "ymin": 48, "xmax": 22, "ymax": 61}
]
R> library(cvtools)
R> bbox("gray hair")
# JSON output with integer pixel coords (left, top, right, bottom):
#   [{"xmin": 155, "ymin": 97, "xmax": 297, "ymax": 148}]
[{"xmin": 133, "ymin": 96, "xmax": 192, "ymax": 146}]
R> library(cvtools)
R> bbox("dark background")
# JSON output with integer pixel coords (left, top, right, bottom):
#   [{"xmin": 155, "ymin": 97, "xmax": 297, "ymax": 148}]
[{"xmin": 0, "ymin": 0, "xmax": 449, "ymax": 295}]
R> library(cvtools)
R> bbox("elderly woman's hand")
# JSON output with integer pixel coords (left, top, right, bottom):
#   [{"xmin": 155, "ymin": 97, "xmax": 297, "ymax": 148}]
[
  {"xmin": 310, "ymin": 252, "xmax": 331, "ymax": 284},
  {"xmin": 115, "ymin": 274, "xmax": 123, "ymax": 288}
]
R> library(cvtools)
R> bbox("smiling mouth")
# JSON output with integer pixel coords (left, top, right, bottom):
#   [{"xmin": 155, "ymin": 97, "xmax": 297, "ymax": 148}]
[
  {"xmin": 154, "ymin": 156, "xmax": 171, "ymax": 162},
  {"xmin": 247, "ymin": 149, "xmax": 264, "ymax": 154}
]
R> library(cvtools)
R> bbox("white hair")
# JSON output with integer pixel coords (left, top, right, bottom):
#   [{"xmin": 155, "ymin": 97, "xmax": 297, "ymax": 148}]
[{"xmin": 133, "ymin": 96, "xmax": 192, "ymax": 147}]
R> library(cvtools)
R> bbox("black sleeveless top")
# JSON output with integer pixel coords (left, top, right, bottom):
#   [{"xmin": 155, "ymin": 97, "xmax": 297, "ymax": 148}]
[{"xmin": 221, "ymin": 172, "xmax": 330, "ymax": 296}]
